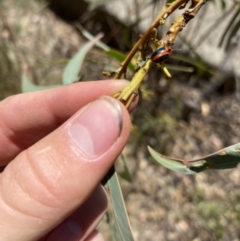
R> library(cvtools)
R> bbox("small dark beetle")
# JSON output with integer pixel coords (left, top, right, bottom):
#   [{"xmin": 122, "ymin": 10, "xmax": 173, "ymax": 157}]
[{"xmin": 151, "ymin": 46, "xmax": 173, "ymax": 63}]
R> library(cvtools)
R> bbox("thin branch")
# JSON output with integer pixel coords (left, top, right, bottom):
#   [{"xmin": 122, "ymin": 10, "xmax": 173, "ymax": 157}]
[{"xmin": 113, "ymin": 0, "xmax": 190, "ymax": 79}]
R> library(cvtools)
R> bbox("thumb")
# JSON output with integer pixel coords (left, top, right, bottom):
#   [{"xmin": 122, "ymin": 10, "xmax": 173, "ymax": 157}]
[{"xmin": 0, "ymin": 96, "xmax": 131, "ymax": 241}]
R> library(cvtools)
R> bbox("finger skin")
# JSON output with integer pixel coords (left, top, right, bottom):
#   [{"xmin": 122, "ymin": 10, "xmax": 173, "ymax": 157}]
[
  {"xmin": 84, "ymin": 230, "xmax": 105, "ymax": 241},
  {"xmin": 0, "ymin": 96, "xmax": 131, "ymax": 241},
  {"xmin": 43, "ymin": 185, "xmax": 107, "ymax": 241},
  {"xmin": 0, "ymin": 80, "xmax": 135, "ymax": 165}
]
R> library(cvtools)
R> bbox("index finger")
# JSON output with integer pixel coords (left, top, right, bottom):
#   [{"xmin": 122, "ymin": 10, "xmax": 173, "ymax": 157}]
[{"xmin": 0, "ymin": 80, "xmax": 130, "ymax": 165}]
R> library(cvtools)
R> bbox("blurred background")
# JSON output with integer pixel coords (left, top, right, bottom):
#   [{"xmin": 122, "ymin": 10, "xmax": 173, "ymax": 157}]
[{"xmin": 1, "ymin": 0, "xmax": 240, "ymax": 240}]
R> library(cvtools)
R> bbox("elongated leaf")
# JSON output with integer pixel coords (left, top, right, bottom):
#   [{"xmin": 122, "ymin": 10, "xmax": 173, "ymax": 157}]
[
  {"xmin": 225, "ymin": 18, "xmax": 240, "ymax": 50},
  {"xmin": 77, "ymin": 25, "xmax": 109, "ymax": 51},
  {"xmin": 77, "ymin": 25, "xmax": 135, "ymax": 73},
  {"xmin": 148, "ymin": 146, "xmax": 197, "ymax": 175},
  {"xmin": 171, "ymin": 54, "xmax": 215, "ymax": 76},
  {"xmin": 148, "ymin": 142, "xmax": 240, "ymax": 174},
  {"xmin": 105, "ymin": 167, "xmax": 134, "ymax": 241},
  {"xmin": 105, "ymin": 49, "xmax": 135, "ymax": 73},
  {"xmin": 119, "ymin": 154, "xmax": 132, "ymax": 183},
  {"xmin": 220, "ymin": 0, "xmax": 226, "ymax": 10},
  {"xmin": 218, "ymin": 5, "xmax": 240, "ymax": 48},
  {"xmin": 77, "ymin": 25, "xmax": 135, "ymax": 72},
  {"xmin": 21, "ymin": 67, "xmax": 61, "ymax": 93},
  {"xmin": 166, "ymin": 0, "xmax": 175, "ymax": 3},
  {"xmin": 62, "ymin": 33, "xmax": 103, "ymax": 85},
  {"xmin": 164, "ymin": 64, "xmax": 195, "ymax": 73}
]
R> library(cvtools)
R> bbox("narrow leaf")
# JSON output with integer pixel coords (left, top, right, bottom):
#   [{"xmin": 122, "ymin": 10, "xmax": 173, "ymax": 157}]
[
  {"xmin": 225, "ymin": 18, "xmax": 240, "ymax": 50},
  {"xmin": 62, "ymin": 33, "xmax": 103, "ymax": 85},
  {"xmin": 105, "ymin": 49, "xmax": 135, "ymax": 73},
  {"xmin": 105, "ymin": 167, "xmax": 134, "ymax": 241},
  {"xmin": 148, "ymin": 142, "xmax": 240, "ymax": 174},
  {"xmin": 21, "ymin": 67, "xmax": 61, "ymax": 93},
  {"xmin": 220, "ymin": 0, "xmax": 226, "ymax": 10},
  {"xmin": 119, "ymin": 154, "xmax": 132, "ymax": 182},
  {"xmin": 171, "ymin": 54, "xmax": 215, "ymax": 75},
  {"xmin": 77, "ymin": 25, "xmax": 135, "ymax": 73},
  {"xmin": 148, "ymin": 146, "xmax": 197, "ymax": 175},
  {"xmin": 77, "ymin": 25, "xmax": 109, "ymax": 51},
  {"xmin": 218, "ymin": 5, "xmax": 240, "ymax": 47}
]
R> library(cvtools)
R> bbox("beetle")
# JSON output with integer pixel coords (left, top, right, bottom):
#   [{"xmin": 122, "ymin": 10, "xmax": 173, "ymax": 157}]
[{"xmin": 151, "ymin": 46, "xmax": 173, "ymax": 64}]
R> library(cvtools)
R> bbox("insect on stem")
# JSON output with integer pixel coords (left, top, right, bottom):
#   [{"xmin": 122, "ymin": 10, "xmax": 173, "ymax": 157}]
[{"xmin": 111, "ymin": 0, "xmax": 208, "ymax": 108}]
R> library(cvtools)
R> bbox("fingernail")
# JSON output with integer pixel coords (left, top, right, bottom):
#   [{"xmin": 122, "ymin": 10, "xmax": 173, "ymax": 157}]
[
  {"xmin": 68, "ymin": 97, "xmax": 122, "ymax": 158},
  {"xmin": 46, "ymin": 220, "xmax": 82, "ymax": 241}
]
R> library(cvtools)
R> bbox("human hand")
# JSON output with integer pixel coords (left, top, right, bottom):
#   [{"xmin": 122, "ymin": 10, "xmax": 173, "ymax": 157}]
[{"xmin": 0, "ymin": 80, "xmax": 135, "ymax": 241}]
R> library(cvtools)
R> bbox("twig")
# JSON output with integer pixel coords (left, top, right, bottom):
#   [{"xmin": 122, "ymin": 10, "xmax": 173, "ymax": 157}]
[
  {"xmin": 113, "ymin": 0, "xmax": 191, "ymax": 79},
  {"xmin": 113, "ymin": 0, "xmax": 209, "ymax": 106}
]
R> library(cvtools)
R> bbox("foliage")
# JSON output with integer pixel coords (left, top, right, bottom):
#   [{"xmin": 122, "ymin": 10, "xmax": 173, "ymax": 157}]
[
  {"xmin": 219, "ymin": 4, "xmax": 240, "ymax": 50},
  {"xmin": 148, "ymin": 143, "xmax": 240, "ymax": 174}
]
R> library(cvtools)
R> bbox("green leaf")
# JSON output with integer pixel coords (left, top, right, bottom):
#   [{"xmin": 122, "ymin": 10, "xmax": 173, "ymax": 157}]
[
  {"xmin": 220, "ymin": 0, "xmax": 226, "ymax": 10},
  {"xmin": 62, "ymin": 33, "xmax": 103, "ymax": 85},
  {"xmin": 105, "ymin": 167, "xmax": 134, "ymax": 241},
  {"xmin": 21, "ymin": 67, "xmax": 61, "ymax": 93},
  {"xmin": 105, "ymin": 49, "xmax": 135, "ymax": 73},
  {"xmin": 164, "ymin": 64, "xmax": 195, "ymax": 73},
  {"xmin": 148, "ymin": 142, "xmax": 240, "ymax": 174},
  {"xmin": 118, "ymin": 155, "xmax": 132, "ymax": 183},
  {"xmin": 77, "ymin": 25, "xmax": 110, "ymax": 51},
  {"xmin": 77, "ymin": 25, "xmax": 134, "ymax": 73},
  {"xmin": 166, "ymin": 0, "xmax": 175, "ymax": 3},
  {"xmin": 148, "ymin": 146, "xmax": 197, "ymax": 175},
  {"xmin": 171, "ymin": 54, "xmax": 215, "ymax": 76}
]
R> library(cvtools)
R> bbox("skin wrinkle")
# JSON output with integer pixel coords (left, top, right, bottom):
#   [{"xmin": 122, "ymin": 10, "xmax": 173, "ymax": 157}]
[
  {"xmin": 0, "ymin": 166, "xmax": 56, "ymax": 222},
  {"xmin": 0, "ymin": 119, "xmax": 24, "ymax": 162},
  {"xmin": 26, "ymin": 136, "xmax": 86, "ymax": 206},
  {"xmin": 39, "ymin": 134, "xmax": 80, "ymax": 184},
  {"xmin": 35, "ymin": 146, "xmax": 52, "ymax": 155},
  {"xmin": 0, "ymin": 96, "xmax": 25, "ymax": 137},
  {"xmin": 11, "ymin": 153, "xmax": 59, "ymax": 212},
  {"xmin": 0, "ymin": 175, "xmax": 44, "ymax": 222},
  {"xmin": 24, "ymin": 148, "xmax": 64, "ymax": 208}
]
